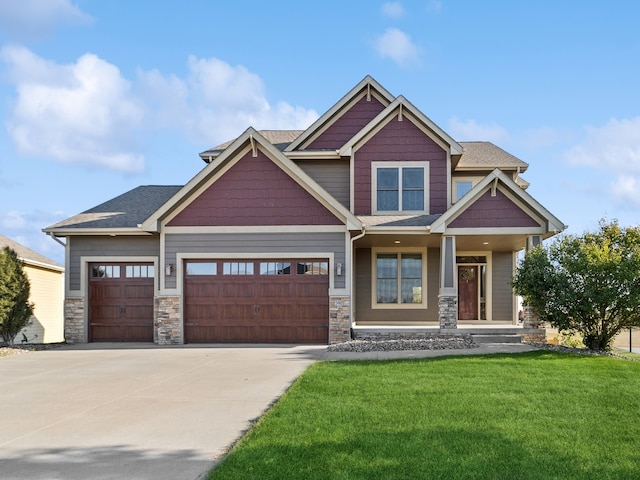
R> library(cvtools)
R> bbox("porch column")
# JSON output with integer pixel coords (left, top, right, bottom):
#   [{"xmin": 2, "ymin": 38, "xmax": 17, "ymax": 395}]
[
  {"xmin": 439, "ymin": 235, "xmax": 457, "ymax": 330},
  {"xmin": 522, "ymin": 235, "xmax": 542, "ymax": 329}
]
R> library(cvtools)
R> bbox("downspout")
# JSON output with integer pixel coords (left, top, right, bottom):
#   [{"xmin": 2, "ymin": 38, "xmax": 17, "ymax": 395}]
[
  {"xmin": 46, "ymin": 232, "xmax": 66, "ymax": 248},
  {"xmin": 349, "ymin": 226, "xmax": 366, "ymax": 339}
]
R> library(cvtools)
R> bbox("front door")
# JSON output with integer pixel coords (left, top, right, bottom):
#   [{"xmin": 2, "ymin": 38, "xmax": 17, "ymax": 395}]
[{"xmin": 458, "ymin": 265, "xmax": 479, "ymax": 320}]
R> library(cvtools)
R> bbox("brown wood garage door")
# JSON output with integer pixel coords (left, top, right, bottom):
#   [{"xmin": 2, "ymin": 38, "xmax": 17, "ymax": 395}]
[
  {"xmin": 184, "ymin": 259, "xmax": 329, "ymax": 344},
  {"xmin": 88, "ymin": 263, "xmax": 155, "ymax": 342}
]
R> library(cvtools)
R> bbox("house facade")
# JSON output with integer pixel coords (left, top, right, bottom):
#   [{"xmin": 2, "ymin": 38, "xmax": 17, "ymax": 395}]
[
  {"xmin": 44, "ymin": 76, "xmax": 565, "ymax": 345},
  {"xmin": 0, "ymin": 234, "xmax": 64, "ymax": 344}
]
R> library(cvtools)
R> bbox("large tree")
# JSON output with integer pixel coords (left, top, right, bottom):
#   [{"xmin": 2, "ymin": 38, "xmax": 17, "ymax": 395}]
[
  {"xmin": 512, "ymin": 220, "xmax": 640, "ymax": 351},
  {"xmin": 0, "ymin": 247, "xmax": 35, "ymax": 346}
]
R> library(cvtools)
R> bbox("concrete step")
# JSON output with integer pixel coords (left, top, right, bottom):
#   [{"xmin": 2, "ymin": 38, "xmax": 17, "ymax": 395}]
[{"xmin": 471, "ymin": 334, "xmax": 522, "ymax": 344}]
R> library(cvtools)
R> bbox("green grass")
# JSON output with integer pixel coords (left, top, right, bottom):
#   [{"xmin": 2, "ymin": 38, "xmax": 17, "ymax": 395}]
[{"xmin": 208, "ymin": 351, "xmax": 640, "ymax": 480}]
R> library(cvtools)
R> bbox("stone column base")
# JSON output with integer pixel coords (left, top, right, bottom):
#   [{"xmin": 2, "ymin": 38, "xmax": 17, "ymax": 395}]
[
  {"xmin": 64, "ymin": 297, "xmax": 85, "ymax": 343},
  {"xmin": 329, "ymin": 296, "xmax": 351, "ymax": 344},
  {"xmin": 155, "ymin": 296, "xmax": 182, "ymax": 345},
  {"xmin": 438, "ymin": 294, "xmax": 458, "ymax": 330}
]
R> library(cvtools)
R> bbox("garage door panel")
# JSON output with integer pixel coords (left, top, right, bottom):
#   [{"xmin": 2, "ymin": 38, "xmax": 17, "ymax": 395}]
[
  {"xmin": 89, "ymin": 263, "xmax": 154, "ymax": 342},
  {"xmin": 184, "ymin": 258, "xmax": 329, "ymax": 344},
  {"xmin": 220, "ymin": 283, "xmax": 255, "ymax": 298}
]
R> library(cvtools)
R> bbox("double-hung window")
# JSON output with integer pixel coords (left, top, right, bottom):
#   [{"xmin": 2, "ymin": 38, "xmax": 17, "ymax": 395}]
[
  {"xmin": 373, "ymin": 249, "xmax": 427, "ymax": 309},
  {"xmin": 372, "ymin": 162, "xmax": 429, "ymax": 214}
]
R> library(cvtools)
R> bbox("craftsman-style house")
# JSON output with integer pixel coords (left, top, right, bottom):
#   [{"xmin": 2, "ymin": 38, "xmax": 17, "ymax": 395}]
[{"xmin": 44, "ymin": 76, "xmax": 564, "ymax": 345}]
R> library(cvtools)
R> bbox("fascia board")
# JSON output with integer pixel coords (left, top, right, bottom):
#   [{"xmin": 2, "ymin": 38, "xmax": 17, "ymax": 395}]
[
  {"xmin": 339, "ymin": 96, "xmax": 463, "ymax": 157},
  {"xmin": 140, "ymin": 128, "xmax": 259, "ymax": 232},
  {"xmin": 144, "ymin": 127, "xmax": 362, "ymax": 233},
  {"xmin": 256, "ymin": 132, "xmax": 363, "ymax": 230},
  {"xmin": 42, "ymin": 228, "xmax": 152, "ymax": 236},
  {"xmin": 285, "ymin": 75, "xmax": 395, "ymax": 152},
  {"xmin": 432, "ymin": 168, "xmax": 567, "ymax": 234},
  {"xmin": 397, "ymin": 96, "xmax": 463, "ymax": 155}
]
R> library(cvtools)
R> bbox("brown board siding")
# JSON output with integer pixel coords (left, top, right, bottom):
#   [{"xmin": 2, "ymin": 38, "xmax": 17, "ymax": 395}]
[
  {"xmin": 354, "ymin": 247, "xmax": 439, "ymax": 323},
  {"xmin": 164, "ymin": 232, "xmax": 347, "ymax": 290},
  {"xmin": 492, "ymin": 252, "xmax": 514, "ymax": 321},
  {"xmin": 296, "ymin": 159, "xmax": 350, "ymax": 209},
  {"xmin": 353, "ymin": 116, "xmax": 448, "ymax": 215},
  {"xmin": 68, "ymin": 236, "xmax": 159, "ymax": 291},
  {"xmin": 168, "ymin": 150, "xmax": 343, "ymax": 227},
  {"xmin": 449, "ymin": 190, "xmax": 540, "ymax": 228},
  {"xmin": 306, "ymin": 95, "xmax": 386, "ymax": 150}
]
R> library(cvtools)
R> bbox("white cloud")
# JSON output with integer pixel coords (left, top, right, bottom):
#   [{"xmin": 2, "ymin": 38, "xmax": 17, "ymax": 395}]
[
  {"xmin": 2, "ymin": 45, "xmax": 145, "ymax": 173},
  {"xmin": 447, "ymin": 117, "xmax": 510, "ymax": 144},
  {"xmin": 565, "ymin": 117, "xmax": 640, "ymax": 208},
  {"xmin": 374, "ymin": 28, "xmax": 421, "ymax": 67},
  {"xmin": 0, "ymin": 0, "xmax": 92, "ymax": 40},
  {"xmin": 137, "ymin": 56, "xmax": 319, "ymax": 145},
  {"xmin": 2, "ymin": 49, "xmax": 318, "ymax": 171},
  {"xmin": 381, "ymin": 2, "xmax": 405, "ymax": 18}
]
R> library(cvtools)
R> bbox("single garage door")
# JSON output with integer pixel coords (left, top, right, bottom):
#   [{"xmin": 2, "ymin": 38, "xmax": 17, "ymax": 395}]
[
  {"xmin": 184, "ymin": 259, "xmax": 329, "ymax": 344},
  {"xmin": 88, "ymin": 263, "xmax": 155, "ymax": 342}
]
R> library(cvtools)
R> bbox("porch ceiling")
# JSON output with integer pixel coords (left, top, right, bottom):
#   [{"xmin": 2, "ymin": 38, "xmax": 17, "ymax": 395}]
[{"xmin": 353, "ymin": 232, "xmax": 530, "ymax": 251}]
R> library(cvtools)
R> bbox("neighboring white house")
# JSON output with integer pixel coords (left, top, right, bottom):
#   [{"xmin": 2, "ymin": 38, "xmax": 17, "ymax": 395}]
[{"xmin": 0, "ymin": 234, "xmax": 64, "ymax": 344}]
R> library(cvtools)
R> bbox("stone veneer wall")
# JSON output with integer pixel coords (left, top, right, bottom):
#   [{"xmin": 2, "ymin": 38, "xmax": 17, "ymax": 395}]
[
  {"xmin": 155, "ymin": 296, "xmax": 182, "ymax": 345},
  {"xmin": 438, "ymin": 295, "xmax": 457, "ymax": 329},
  {"xmin": 64, "ymin": 297, "xmax": 85, "ymax": 343},
  {"xmin": 329, "ymin": 296, "xmax": 351, "ymax": 344},
  {"xmin": 523, "ymin": 305, "xmax": 541, "ymax": 328}
]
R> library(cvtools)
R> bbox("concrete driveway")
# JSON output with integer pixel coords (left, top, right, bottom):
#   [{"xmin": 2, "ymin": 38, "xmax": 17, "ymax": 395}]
[{"xmin": 0, "ymin": 343, "xmax": 325, "ymax": 480}]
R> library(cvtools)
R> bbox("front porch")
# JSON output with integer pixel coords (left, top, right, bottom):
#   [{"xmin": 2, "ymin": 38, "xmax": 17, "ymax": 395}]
[{"xmin": 351, "ymin": 323, "xmax": 547, "ymax": 344}]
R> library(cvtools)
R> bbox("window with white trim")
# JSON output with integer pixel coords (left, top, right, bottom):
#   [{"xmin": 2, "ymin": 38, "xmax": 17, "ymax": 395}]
[
  {"xmin": 372, "ymin": 162, "xmax": 429, "ymax": 214},
  {"xmin": 372, "ymin": 249, "xmax": 427, "ymax": 309},
  {"xmin": 455, "ymin": 181, "xmax": 473, "ymax": 201}
]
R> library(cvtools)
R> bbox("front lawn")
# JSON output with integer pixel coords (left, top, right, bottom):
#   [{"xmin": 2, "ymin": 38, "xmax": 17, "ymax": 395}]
[{"xmin": 209, "ymin": 351, "xmax": 640, "ymax": 480}]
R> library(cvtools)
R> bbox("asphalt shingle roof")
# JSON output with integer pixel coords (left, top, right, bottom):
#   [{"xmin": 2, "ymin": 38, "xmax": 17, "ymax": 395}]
[
  {"xmin": 357, "ymin": 215, "xmax": 441, "ymax": 228},
  {"xmin": 45, "ymin": 185, "xmax": 182, "ymax": 231},
  {"xmin": 201, "ymin": 130, "xmax": 305, "ymax": 157},
  {"xmin": 0, "ymin": 233, "xmax": 63, "ymax": 269},
  {"xmin": 457, "ymin": 142, "xmax": 528, "ymax": 170}
]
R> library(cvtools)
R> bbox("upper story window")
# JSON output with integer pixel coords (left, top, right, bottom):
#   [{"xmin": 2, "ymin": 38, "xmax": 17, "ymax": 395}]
[
  {"xmin": 455, "ymin": 181, "xmax": 473, "ymax": 201},
  {"xmin": 372, "ymin": 162, "xmax": 429, "ymax": 214}
]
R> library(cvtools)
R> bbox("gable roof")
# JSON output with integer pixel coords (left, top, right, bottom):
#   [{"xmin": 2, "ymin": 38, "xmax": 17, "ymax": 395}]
[
  {"xmin": 43, "ymin": 186, "xmax": 182, "ymax": 234},
  {"xmin": 457, "ymin": 142, "xmax": 528, "ymax": 171},
  {"xmin": 430, "ymin": 169, "xmax": 566, "ymax": 235},
  {"xmin": 200, "ymin": 130, "xmax": 304, "ymax": 162},
  {"xmin": 0, "ymin": 233, "xmax": 63, "ymax": 271},
  {"xmin": 339, "ymin": 95, "xmax": 464, "ymax": 157},
  {"xmin": 142, "ymin": 128, "xmax": 362, "ymax": 232},
  {"xmin": 285, "ymin": 75, "xmax": 395, "ymax": 152}
]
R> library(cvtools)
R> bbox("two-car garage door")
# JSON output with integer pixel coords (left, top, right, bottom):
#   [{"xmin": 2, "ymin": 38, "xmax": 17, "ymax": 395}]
[{"xmin": 184, "ymin": 259, "xmax": 329, "ymax": 344}]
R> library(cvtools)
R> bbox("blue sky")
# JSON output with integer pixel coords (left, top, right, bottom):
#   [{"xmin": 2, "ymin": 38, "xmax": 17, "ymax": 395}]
[{"xmin": 0, "ymin": 0, "xmax": 639, "ymax": 265}]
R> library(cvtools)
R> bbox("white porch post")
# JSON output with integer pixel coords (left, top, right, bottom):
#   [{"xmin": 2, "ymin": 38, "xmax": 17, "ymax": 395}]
[{"xmin": 439, "ymin": 235, "xmax": 457, "ymax": 330}]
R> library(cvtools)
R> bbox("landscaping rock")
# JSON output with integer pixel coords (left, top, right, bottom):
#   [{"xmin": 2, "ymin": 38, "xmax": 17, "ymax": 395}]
[{"xmin": 328, "ymin": 335, "xmax": 478, "ymax": 352}]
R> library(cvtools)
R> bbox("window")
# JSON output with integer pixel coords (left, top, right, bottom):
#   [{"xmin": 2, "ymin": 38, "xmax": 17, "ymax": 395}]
[
  {"xmin": 260, "ymin": 262, "xmax": 291, "ymax": 275},
  {"xmin": 185, "ymin": 262, "xmax": 217, "ymax": 276},
  {"xmin": 373, "ymin": 250, "xmax": 426, "ymax": 308},
  {"xmin": 372, "ymin": 162, "xmax": 429, "ymax": 214},
  {"xmin": 126, "ymin": 265, "xmax": 154, "ymax": 278},
  {"xmin": 91, "ymin": 265, "xmax": 120, "ymax": 278},
  {"xmin": 455, "ymin": 181, "xmax": 473, "ymax": 201},
  {"xmin": 297, "ymin": 261, "xmax": 329, "ymax": 275},
  {"xmin": 223, "ymin": 261, "xmax": 254, "ymax": 275}
]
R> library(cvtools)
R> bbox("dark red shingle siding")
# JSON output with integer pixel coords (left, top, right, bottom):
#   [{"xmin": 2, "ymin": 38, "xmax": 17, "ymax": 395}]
[
  {"xmin": 353, "ymin": 117, "xmax": 447, "ymax": 215},
  {"xmin": 306, "ymin": 95, "xmax": 386, "ymax": 150},
  {"xmin": 168, "ymin": 151, "xmax": 343, "ymax": 226},
  {"xmin": 449, "ymin": 190, "xmax": 540, "ymax": 228}
]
